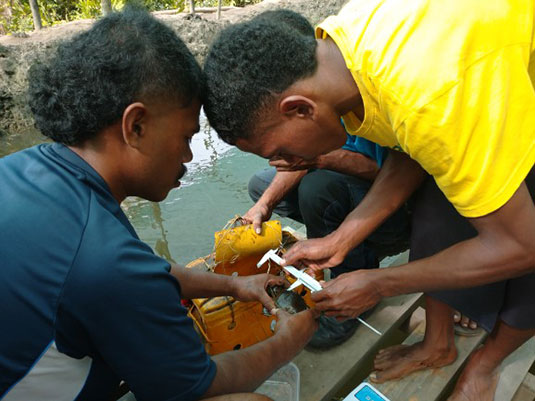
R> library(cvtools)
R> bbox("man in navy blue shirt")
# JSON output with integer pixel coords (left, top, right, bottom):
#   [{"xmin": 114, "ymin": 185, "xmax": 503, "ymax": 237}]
[{"xmin": 0, "ymin": 8, "xmax": 317, "ymax": 401}]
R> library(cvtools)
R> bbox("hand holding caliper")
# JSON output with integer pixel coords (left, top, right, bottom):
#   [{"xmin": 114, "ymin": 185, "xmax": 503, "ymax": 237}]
[{"xmin": 257, "ymin": 249, "xmax": 382, "ymax": 335}]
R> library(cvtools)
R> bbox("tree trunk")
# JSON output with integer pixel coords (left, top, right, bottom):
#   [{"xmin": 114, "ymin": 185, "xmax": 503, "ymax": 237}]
[
  {"xmin": 101, "ymin": 0, "xmax": 112, "ymax": 16},
  {"xmin": 217, "ymin": 0, "xmax": 221, "ymax": 19},
  {"xmin": 189, "ymin": 0, "xmax": 195, "ymax": 15},
  {"xmin": 28, "ymin": 0, "xmax": 42, "ymax": 30},
  {"xmin": 0, "ymin": 0, "xmax": 13, "ymax": 34}
]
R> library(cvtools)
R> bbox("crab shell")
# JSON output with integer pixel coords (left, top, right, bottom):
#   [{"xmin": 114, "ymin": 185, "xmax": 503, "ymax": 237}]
[{"xmin": 268, "ymin": 285, "xmax": 308, "ymax": 314}]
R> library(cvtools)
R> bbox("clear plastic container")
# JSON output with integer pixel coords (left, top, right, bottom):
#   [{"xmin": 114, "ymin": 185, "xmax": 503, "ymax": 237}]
[{"xmin": 255, "ymin": 362, "xmax": 300, "ymax": 401}]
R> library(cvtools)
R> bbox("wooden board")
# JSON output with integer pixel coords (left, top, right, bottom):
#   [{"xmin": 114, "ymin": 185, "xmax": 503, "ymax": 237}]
[
  {"xmin": 496, "ymin": 338, "xmax": 535, "ymax": 401},
  {"xmin": 512, "ymin": 373, "xmax": 535, "ymax": 401},
  {"xmin": 369, "ymin": 320, "xmax": 487, "ymax": 401},
  {"xmin": 294, "ymin": 291, "xmax": 423, "ymax": 401}
]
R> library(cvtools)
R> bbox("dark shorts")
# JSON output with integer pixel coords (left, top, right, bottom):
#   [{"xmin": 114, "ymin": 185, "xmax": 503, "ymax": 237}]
[{"xmin": 409, "ymin": 168, "xmax": 535, "ymax": 332}]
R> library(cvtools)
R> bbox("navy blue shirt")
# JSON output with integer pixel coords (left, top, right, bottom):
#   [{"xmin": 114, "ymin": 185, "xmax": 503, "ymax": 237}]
[{"xmin": 0, "ymin": 144, "xmax": 216, "ymax": 401}]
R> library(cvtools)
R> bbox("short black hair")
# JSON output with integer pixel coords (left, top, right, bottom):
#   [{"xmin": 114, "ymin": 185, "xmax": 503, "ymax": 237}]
[
  {"xmin": 28, "ymin": 6, "xmax": 203, "ymax": 146},
  {"xmin": 252, "ymin": 9, "xmax": 314, "ymax": 37},
  {"xmin": 203, "ymin": 12, "xmax": 317, "ymax": 145}
]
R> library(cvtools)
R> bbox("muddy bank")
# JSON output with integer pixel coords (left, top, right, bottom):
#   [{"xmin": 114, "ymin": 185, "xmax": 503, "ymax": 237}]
[{"xmin": 0, "ymin": 0, "xmax": 347, "ymax": 150}]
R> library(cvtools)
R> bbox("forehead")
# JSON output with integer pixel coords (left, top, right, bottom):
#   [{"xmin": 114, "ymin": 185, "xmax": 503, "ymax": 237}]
[
  {"xmin": 156, "ymin": 99, "xmax": 201, "ymax": 127},
  {"xmin": 234, "ymin": 111, "xmax": 289, "ymax": 158},
  {"xmin": 235, "ymin": 133, "xmax": 272, "ymax": 158}
]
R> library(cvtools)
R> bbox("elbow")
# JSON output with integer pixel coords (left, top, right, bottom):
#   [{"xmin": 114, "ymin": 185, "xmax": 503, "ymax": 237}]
[
  {"xmin": 510, "ymin": 242, "xmax": 535, "ymax": 275},
  {"xmin": 480, "ymin": 232, "xmax": 535, "ymax": 277},
  {"xmin": 528, "ymin": 248, "xmax": 535, "ymax": 274}
]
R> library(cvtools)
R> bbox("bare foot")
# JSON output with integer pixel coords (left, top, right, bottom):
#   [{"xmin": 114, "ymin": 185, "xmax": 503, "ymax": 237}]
[
  {"xmin": 453, "ymin": 310, "xmax": 478, "ymax": 331},
  {"xmin": 447, "ymin": 349, "xmax": 499, "ymax": 401},
  {"xmin": 370, "ymin": 341, "xmax": 457, "ymax": 383}
]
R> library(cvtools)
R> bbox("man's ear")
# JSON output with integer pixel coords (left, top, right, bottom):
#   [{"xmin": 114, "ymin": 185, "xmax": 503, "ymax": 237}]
[
  {"xmin": 122, "ymin": 102, "xmax": 147, "ymax": 149},
  {"xmin": 279, "ymin": 95, "xmax": 317, "ymax": 120}
]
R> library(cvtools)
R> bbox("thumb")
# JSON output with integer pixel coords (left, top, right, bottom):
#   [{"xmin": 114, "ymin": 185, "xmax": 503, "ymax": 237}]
[
  {"xmin": 259, "ymin": 291, "xmax": 276, "ymax": 312},
  {"xmin": 309, "ymin": 307, "xmax": 322, "ymax": 319},
  {"xmin": 305, "ymin": 263, "xmax": 324, "ymax": 274},
  {"xmin": 281, "ymin": 245, "xmax": 304, "ymax": 266},
  {"xmin": 273, "ymin": 308, "xmax": 291, "ymax": 321},
  {"xmin": 253, "ymin": 215, "xmax": 263, "ymax": 235}
]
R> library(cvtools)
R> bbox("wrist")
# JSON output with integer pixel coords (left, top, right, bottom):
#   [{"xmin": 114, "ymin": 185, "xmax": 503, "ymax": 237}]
[
  {"xmin": 228, "ymin": 276, "xmax": 241, "ymax": 298},
  {"xmin": 315, "ymin": 154, "xmax": 328, "ymax": 170},
  {"xmin": 256, "ymin": 195, "xmax": 276, "ymax": 213},
  {"xmin": 327, "ymin": 227, "xmax": 356, "ymax": 256},
  {"xmin": 273, "ymin": 320, "xmax": 313, "ymax": 353},
  {"xmin": 371, "ymin": 265, "xmax": 400, "ymax": 298}
]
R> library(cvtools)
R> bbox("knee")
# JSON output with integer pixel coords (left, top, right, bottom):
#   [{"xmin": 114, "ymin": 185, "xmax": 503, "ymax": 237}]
[
  {"xmin": 248, "ymin": 170, "xmax": 272, "ymax": 203},
  {"xmin": 297, "ymin": 171, "xmax": 332, "ymax": 212}
]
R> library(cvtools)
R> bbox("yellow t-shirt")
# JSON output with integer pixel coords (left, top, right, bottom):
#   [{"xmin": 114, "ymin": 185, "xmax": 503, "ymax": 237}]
[{"xmin": 317, "ymin": 0, "xmax": 535, "ymax": 218}]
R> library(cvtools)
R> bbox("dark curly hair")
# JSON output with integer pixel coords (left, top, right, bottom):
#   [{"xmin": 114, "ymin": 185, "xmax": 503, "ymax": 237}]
[
  {"xmin": 203, "ymin": 11, "xmax": 317, "ymax": 145},
  {"xmin": 28, "ymin": 6, "xmax": 203, "ymax": 146},
  {"xmin": 252, "ymin": 9, "xmax": 314, "ymax": 37}
]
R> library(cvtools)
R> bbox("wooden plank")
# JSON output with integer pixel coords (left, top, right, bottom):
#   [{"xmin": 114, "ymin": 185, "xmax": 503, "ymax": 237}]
[
  {"xmin": 512, "ymin": 372, "xmax": 535, "ymax": 401},
  {"xmin": 380, "ymin": 250, "xmax": 410, "ymax": 268},
  {"xmin": 369, "ymin": 320, "xmax": 487, "ymax": 401},
  {"xmin": 496, "ymin": 338, "xmax": 535, "ymax": 401},
  {"xmin": 282, "ymin": 225, "xmax": 307, "ymax": 241},
  {"xmin": 294, "ymin": 291, "xmax": 423, "ymax": 401},
  {"xmin": 293, "ymin": 250, "xmax": 414, "ymax": 401}
]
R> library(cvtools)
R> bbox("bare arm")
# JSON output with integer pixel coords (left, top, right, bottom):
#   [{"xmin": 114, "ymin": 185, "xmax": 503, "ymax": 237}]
[
  {"xmin": 282, "ymin": 150, "xmax": 426, "ymax": 270},
  {"xmin": 254, "ymin": 170, "xmax": 307, "ymax": 211},
  {"xmin": 245, "ymin": 148, "xmax": 380, "ymax": 232},
  {"xmin": 378, "ymin": 181, "xmax": 535, "ymax": 296},
  {"xmin": 242, "ymin": 170, "xmax": 307, "ymax": 233},
  {"xmin": 170, "ymin": 265, "xmax": 285, "ymax": 311},
  {"xmin": 326, "ymin": 149, "xmax": 424, "ymax": 256},
  {"xmin": 202, "ymin": 309, "xmax": 317, "ymax": 398},
  {"xmin": 269, "ymin": 148, "xmax": 380, "ymax": 181},
  {"xmin": 170, "ymin": 264, "xmax": 239, "ymax": 299},
  {"xmin": 313, "ymin": 180, "xmax": 535, "ymax": 318},
  {"xmin": 315, "ymin": 148, "xmax": 379, "ymax": 181}
]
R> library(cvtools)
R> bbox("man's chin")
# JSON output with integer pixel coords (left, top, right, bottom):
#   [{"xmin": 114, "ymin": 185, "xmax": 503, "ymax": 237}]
[{"xmin": 143, "ymin": 190, "xmax": 170, "ymax": 203}]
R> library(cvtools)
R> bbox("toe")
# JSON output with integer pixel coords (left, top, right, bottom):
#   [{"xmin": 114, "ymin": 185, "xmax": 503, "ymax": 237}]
[
  {"xmin": 369, "ymin": 370, "xmax": 390, "ymax": 383},
  {"xmin": 370, "ymin": 361, "xmax": 422, "ymax": 383}
]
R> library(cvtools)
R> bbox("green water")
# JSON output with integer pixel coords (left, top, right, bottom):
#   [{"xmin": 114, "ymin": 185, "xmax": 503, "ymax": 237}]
[{"xmin": 1, "ymin": 113, "xmax": 297, "ymax": 264}]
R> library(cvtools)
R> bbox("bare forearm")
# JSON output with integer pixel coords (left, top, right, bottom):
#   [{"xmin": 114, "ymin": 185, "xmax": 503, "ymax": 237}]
[
  {"xmin": 379, "ymin": 233, "xmax": 534, "ymax": 296},
  {"xmin": 330, "ymin": 150, "xmax": 426, "ymax": 252},
  {"xmin": 202, "ymin": 308, "xmax": 318, "ymax": 398},
  {"xmin": 378, "ymin": 182, "xmax": 535, "ymax": 296},
  {"xmin": 170, "ymin": 265, "xmax": 235, "ymax": 300},
  {"xmin": 318, "ymin": 149, "xmax": 379, "ymax": 180},
  {"xmin": 258, "ymin": 170, "xmax": 307, "ymax": 208},
  {"xmin": 204, "ymin": 334, "xmax": 296, "ymax": 397}
]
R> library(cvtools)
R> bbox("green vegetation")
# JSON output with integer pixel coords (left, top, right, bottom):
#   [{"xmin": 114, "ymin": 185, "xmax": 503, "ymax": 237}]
[{"xmin": 0, "ymin": 0, "xmax": 260, "ymax": 34}]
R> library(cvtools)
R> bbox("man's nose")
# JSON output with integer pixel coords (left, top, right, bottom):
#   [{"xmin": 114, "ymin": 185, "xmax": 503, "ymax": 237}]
[{"xmin": 183, "ymin": 144, "xmax": 193, "ymax": 163}]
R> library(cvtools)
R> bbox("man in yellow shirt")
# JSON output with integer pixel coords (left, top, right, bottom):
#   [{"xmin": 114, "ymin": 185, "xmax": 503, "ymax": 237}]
[{"xmin": 203, "ymin": 0, "xmax": 535, "ymax": 399}]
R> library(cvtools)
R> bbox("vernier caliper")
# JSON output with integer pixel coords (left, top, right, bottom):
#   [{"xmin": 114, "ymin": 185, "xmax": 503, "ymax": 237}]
[
  {"xmin": 258, "ymin": 249, "xmax": 322, "ymax": 292},
  {"xmin": 257, "ymin": 249, "xmax": 382, "ymax": 335}
]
